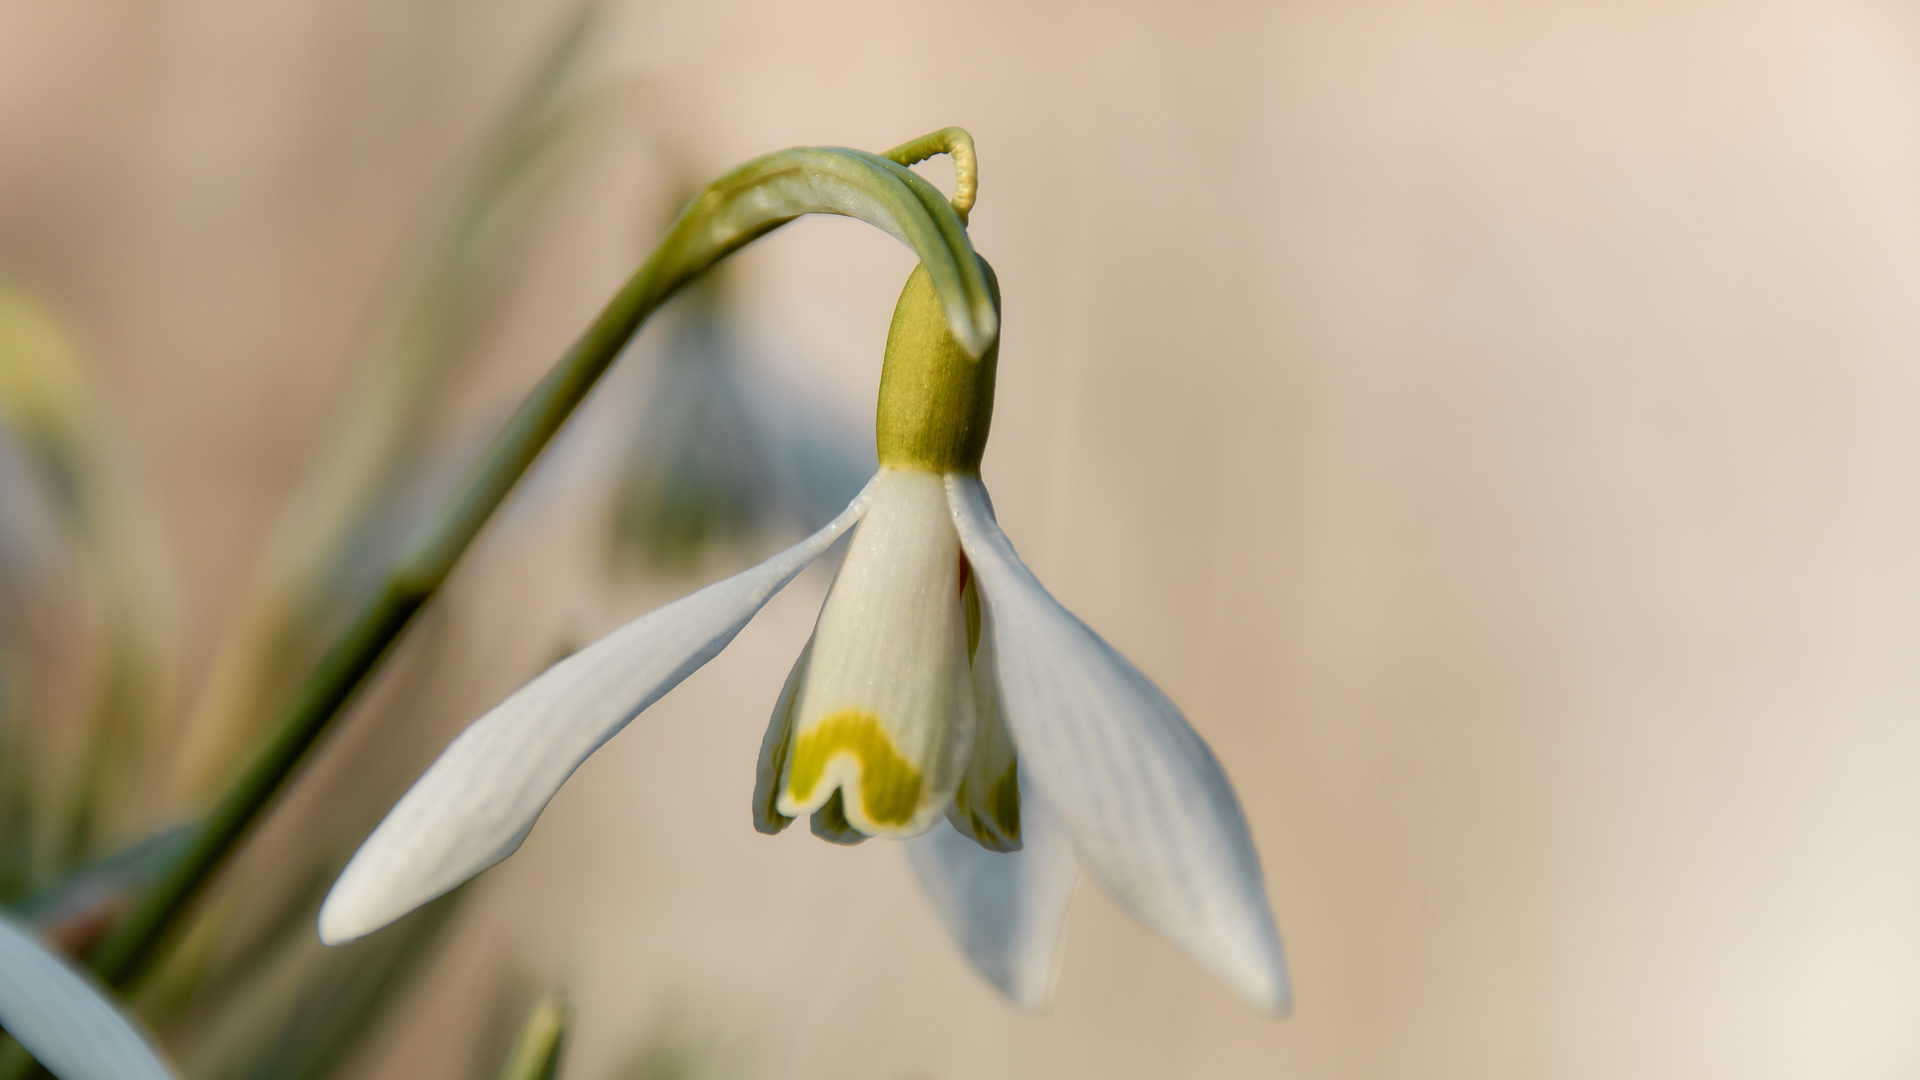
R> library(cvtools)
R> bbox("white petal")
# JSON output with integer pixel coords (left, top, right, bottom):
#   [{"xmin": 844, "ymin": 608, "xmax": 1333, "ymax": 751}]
[
  {"xmin": 0, "ymin": 914, "xmax": 177, "ymax": 1080},
  {"xmin": 946, "ymin": 474, "xmax": 1292, "ymax": 1014},
  {"xmin": 320, "ymin": 477, "xmax": 879, "ymax": 944},
  {"xmin": 907, "ymin": 771, "xmax": 1078, "ymax": 1011},
  {"xmin": 776, "ymin": 468, "xmax": 974, "ymax": 837}
]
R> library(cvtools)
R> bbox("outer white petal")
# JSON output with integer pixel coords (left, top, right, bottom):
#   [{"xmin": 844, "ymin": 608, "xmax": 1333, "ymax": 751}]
[
  {"xmin": 0, "ymin": 914, "xmax": 177, "ymax": 1080},
  {"xmin": 320, "ymin": 477, "xmax": 878, "ymax": 944},
  {"xmin": 906, "ymin": 770, "xmax": 1078, "ymax": 1011},
  {"xmin": 946, "ymin": 474, "xmax": 1292, "ymax": 1014}
]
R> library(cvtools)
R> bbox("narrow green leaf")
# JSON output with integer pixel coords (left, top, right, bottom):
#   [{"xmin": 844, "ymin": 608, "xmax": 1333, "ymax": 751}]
[{"xmin": 495, "ymin": 993, "xmax": 568, "ymax": 1080}]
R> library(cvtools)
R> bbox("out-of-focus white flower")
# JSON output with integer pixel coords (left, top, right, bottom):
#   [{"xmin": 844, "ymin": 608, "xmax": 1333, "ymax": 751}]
[
  {"xmin": 321, "ymin": 264, "xmax": 1290, "ymax": 1014},
  {"xmin": 610, "ymin": 274, "xmax": 873, "ymax": 573},
  {"xmin": 0, "ymin": 914, "xmax": 177, "ymax": 1080}
]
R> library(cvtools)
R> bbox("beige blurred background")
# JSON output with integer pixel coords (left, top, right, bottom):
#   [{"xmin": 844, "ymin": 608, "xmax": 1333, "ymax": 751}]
[{"xmin": 8, "ymin": 0, "xmax": 1920, "ymax": 1077}]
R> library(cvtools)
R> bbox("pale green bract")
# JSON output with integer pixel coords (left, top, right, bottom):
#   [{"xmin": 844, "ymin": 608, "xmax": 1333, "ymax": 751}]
[
  {"xmin": 0, "ymin": 915, "xmax": 177, "ymax": 1080},
  {"xmin": 640, "ymin": 146, "xmax": 997, "ymax": 363}
]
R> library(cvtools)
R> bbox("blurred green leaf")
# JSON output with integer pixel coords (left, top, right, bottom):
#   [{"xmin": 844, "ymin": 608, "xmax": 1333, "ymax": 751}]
[
  {"xmin": 0, "ymin": 285, "xmax": 179, "ymax": 887},
  {"xmin": 170, "ymin": 2, "xmax": 618, "ymax": 802},
  {"xmin": 494, "ymin": 993, "xmax": 568, "ymax": 1080},
  {"xmin": 7, "ymin": 825, "xmax": 194, "ymax": 964},
  {"xmin": 181, "ymin": 891, "xmax": 462, "ymax": 1080}
]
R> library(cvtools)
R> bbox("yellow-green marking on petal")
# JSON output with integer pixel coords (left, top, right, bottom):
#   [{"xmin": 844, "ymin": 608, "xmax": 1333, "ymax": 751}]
[{"xmin": 787, "ymin": 709, "xmax": 924, "ymax": 828}]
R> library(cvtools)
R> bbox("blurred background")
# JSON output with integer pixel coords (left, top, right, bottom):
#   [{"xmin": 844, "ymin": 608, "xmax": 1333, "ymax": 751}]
[{"xmin": 5, "ymin": 1, "xmax": 1920, "ymax": 1077}]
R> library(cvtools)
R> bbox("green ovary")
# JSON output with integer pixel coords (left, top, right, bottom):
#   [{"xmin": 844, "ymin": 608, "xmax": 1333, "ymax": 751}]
[{"xmin": 786, "ymin": 710, "xmax": 924, "ymax": 829}]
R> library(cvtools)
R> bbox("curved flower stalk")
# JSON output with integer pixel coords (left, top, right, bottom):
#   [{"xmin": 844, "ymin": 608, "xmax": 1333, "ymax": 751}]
[
  {"xmin": 0, "ymin": 914, "xmax": 176, "ymax": 1080},
  {"xmin": 323, "ymin": 259, "xmax": 1291, "ymax": 1013}
]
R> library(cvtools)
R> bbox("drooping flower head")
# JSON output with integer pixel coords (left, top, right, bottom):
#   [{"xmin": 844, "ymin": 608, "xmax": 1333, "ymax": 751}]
[
  {"xmin": 321, "ymin": 134, "xmax": 1290, "ymax": 1015},
  {"xmin": 754, "ymin": 261, "xmax": 1005, "ymax": 848}
]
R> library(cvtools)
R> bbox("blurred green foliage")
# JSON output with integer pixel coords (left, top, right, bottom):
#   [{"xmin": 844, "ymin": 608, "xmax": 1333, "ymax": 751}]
[{"xmin": 0, "ymin": 7, "xmax": 613, "ymax": 1077}]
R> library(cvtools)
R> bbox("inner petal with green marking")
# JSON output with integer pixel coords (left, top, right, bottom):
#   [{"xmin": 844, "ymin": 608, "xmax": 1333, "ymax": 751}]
[
  {"xmin": 786, "ymin": 710, "xmax": 924, "ymax": 829},
  {"xmin": 771, "ymin": 467, "xmax": 976, "ymax": 839}
]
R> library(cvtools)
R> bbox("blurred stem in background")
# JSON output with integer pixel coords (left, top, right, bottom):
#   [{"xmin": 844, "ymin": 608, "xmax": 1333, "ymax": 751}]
[
  {"xmin": 125, "ymin": 6, "xmax": 623, "ymax": 1059},
  {"xmin": 172, "ymin": 892, "xmax": 464, "ymax": 1080},
  {"xmin": 0, "ymin": 287, "xmax": 178, "ymax": 910},
  {"xmin": 0, "ymin": 6, "xmax": 616, "ymax": 1077},
  {"xmin": 120, "ymin": 7, "xmax": 626, "ymax": 1077},
  {"xmin": 167, "ymin": 6, "xmax": 614, "ymax": 804}
]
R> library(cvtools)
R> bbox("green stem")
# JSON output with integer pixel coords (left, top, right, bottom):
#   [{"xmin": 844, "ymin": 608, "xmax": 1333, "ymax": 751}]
[{"xmin": 0, "ymin": 130, "xmax": 989, "ymax": 1080}]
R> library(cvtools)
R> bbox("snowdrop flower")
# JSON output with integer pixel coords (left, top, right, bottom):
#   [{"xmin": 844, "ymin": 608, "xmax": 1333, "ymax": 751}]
[{"xmin": 321, "ymin": 262, "xmax": 1290, "ymax": 1014}]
